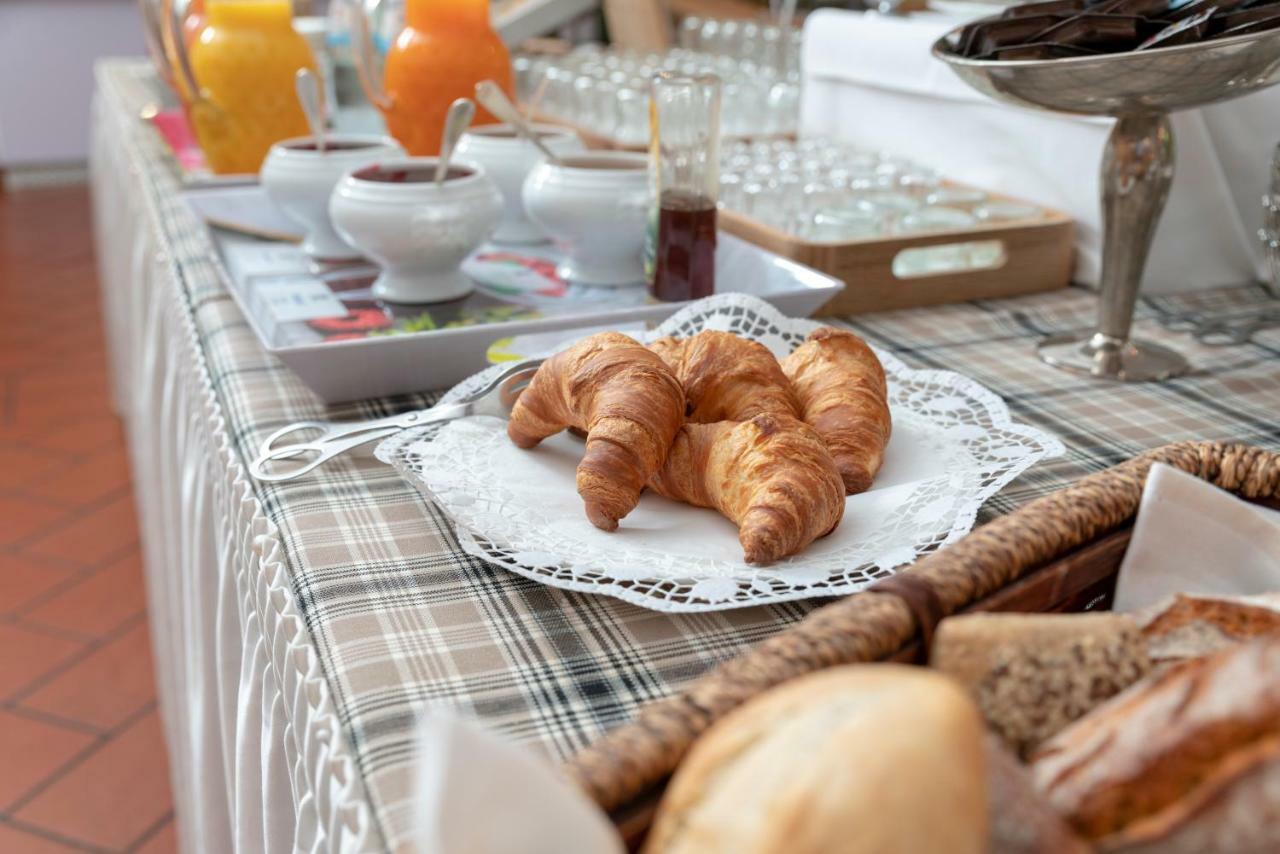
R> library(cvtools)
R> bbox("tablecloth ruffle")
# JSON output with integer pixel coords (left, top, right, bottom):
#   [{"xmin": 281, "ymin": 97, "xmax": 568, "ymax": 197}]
[{"xmin": 91, "ymin": 70, "xmax": 380, "ymax": 853}]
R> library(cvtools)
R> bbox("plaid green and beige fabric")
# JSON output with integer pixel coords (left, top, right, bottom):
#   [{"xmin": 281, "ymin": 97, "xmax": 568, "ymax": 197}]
[{"xmin": 102, "ymin": 62, "xmax": 1280, "ymax": 851}]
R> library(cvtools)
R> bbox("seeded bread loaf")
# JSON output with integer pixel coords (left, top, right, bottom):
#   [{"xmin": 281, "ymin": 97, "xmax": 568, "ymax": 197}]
[{"xmin": 931, "ymin": 613, "xmax": 1151, "ymax": 756}]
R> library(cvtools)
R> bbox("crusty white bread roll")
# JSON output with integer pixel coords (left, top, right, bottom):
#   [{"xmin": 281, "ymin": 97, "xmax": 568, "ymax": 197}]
[{"xmin": 642, "ymin": 665, "xmax": 988, "ymax": 854}]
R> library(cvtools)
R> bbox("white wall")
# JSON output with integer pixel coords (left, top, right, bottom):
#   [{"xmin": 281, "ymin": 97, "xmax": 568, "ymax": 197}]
[{"xmin": 0, "ymin": 0, "xmax": 147, "ymax": 167}]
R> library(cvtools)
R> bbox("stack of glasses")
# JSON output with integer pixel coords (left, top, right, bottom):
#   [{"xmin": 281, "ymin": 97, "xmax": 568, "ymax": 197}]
[
  {"xmin": 513, "ymin": 44, "xmax": 802, "ymax": 147},
  {"xmin": 676, "ymin": 16, "xmax": 803, "ymax": 77},
  {"xmin": 720, "ymin": 137, "xmax": 1044, "ymax": 244}
]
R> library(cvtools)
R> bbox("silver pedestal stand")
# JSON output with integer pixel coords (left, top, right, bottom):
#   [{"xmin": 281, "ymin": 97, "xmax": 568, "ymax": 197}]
[{"xmin": 934, "ymin": 28, "xmax": 1280, "ymax": 381}]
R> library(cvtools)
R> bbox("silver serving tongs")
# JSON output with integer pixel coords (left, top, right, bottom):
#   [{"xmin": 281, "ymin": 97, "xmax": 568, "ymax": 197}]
[{"xmin": 249, "ymin": 359, "xmax": 543, "ymax": 483}]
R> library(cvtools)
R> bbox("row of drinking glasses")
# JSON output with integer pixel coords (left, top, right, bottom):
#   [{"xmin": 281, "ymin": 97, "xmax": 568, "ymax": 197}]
[
  {"xmin": 512, "ymin": 46, "xmax": 800, "ymax": 146},
  {"xmin": 676, "ymin": 16, "xmax": 804, "ymax": 78},
  {"xmin": 719, "ymin": 138, "xmax": 1043, "ymax": 242}
]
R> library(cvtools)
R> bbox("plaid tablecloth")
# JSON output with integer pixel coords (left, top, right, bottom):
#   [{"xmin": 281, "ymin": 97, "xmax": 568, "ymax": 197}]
[{"xmin": 96, "ymin": 61, "xmax": 1280, "ymax": 852}]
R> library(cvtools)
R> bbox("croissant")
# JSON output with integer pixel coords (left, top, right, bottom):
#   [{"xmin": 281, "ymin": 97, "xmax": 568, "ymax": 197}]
[
  {"xmin": 507, "ymin": 332, "xmax": 685, "ymax": 532},
  {"xmin": 649, "ymin": 330, "xmax": 801, "ymax": 423},
  {"xmin": 781, "ymin": 327, "xmax": 892, "ymax": 495},
  {"xmin": 650, "ymin": 414, "xmax": 845, "ymax": 565}
]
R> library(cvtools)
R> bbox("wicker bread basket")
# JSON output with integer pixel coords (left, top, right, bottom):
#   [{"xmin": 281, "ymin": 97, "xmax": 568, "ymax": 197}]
[{"xmin": 564, "ymin": 440, "xmax": 1280, "ymax": 842}]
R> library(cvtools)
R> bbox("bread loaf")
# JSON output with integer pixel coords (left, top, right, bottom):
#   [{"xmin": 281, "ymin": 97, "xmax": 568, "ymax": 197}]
[
  {"xmin": 983, "ymin": 734, "xmax": 1094, "ymax": 854},
  {"xmin": 1138, "ymin": 593, "xmax": 1280, "ymax": 664},
  {"xmin": 1031, "ymin": 637, "xmax": 1280, "ymax": 852},
  {"xmin": 931, "ymin": 613, "xmax": 1150, "ymax": 756},
  {"xmin": 642, "ymin": 666, "xmax": 988, "ymax": 854}
]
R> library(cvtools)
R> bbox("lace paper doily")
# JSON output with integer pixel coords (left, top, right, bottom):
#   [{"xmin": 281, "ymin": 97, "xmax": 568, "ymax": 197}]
[{"xmin": 377, "ymin": 293, "xmax": 1063, "ymax": 612}]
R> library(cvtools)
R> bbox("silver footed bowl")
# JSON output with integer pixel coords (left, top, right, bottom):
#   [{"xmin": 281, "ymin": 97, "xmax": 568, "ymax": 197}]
[
  {"xmin": 931, "ymin": 24, "xmax": 1280, "ymax": 382},
  {"xmin": 932, "ymin": 25, "xmax": 1280, "ymax": 115}
]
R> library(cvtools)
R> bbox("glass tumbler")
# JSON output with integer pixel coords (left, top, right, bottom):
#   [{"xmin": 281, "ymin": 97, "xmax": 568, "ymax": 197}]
[{"xmin": 647, "ymin": 72, "xmax": 722, "ymax": 302}]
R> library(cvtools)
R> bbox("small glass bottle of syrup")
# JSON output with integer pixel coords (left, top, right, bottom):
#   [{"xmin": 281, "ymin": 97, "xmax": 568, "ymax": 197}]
[{"xmin": 647, "ymin": 72, "xmax": 722, "ymax": 302}]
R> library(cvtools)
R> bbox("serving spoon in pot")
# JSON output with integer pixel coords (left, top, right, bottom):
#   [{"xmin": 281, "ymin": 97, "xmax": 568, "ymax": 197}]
[
  {"xmin": 295, "ymin": 68, "xmax": 328, "ymax": 153},
  {"xmin": 435, "ymin": 97, "xmax": 476, "ymax": 185},
  {"xmin": 474, "ymin": 80, "xmax": 561, "ymax": 164}
]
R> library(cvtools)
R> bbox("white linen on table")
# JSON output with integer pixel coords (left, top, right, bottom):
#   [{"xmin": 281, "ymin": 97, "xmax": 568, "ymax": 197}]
[
  {"xmin": 90, "ymin": 81, "xmax": 378, "ymax": 853},
  {"xmin": 800, "ymin": 9, "xmax": 1280, "ymax": 292}
]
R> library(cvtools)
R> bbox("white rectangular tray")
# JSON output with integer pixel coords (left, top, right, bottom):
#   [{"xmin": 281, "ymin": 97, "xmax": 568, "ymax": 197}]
[{"xmin": 209, "ymin": 221, "xmax": 845, "ymax": 403}]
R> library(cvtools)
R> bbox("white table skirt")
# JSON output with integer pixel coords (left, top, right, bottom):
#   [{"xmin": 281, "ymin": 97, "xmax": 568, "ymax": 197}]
[{"xmin": 90, "ymin": 73, "xmax": 379, "ymax": 854}]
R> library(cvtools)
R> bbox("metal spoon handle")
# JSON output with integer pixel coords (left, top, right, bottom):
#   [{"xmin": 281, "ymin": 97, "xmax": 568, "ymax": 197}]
[
  {"xmin": 295, "ymin": 68, "xmax": 327, "ymax": 152},
  {"xmin": 436, "ymin": 97, "xmax": 476, "ymax": 185},
  {"xmin": 474, "ymin": 80, "xmax": 559, "ymax": 164}
]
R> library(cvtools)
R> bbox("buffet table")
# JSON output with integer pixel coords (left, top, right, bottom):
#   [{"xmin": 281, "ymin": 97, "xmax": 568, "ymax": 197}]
[{"xmin": 91, "ymin": 59, "xmax": 1280, "ymax": 854}]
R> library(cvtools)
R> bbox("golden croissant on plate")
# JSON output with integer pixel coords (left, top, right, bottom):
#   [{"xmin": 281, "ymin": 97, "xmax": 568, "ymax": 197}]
[
  {"xmin": 650, "ymin": 414, "xmax": 846, "ymax": 565},
  {"xmin": 782, "ymin": 327, "xmax": 892, "ymax": 495},
  {"xmin": 649, "ymin": 330, "xmax": 801, "ymax": 423},
  {"xmin": 506, "ymin": 332, "xmax": 685, "ymax": 532}
]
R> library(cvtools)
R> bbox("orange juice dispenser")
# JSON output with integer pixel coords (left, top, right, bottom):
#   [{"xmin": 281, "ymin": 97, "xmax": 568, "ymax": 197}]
[
  {"xmin": 164, "ymin": 0, "xmax": 317, "ymax": 174},
  {"xmin": 354, "ymin": 0, "xmax": 514, "ymax": 156}
]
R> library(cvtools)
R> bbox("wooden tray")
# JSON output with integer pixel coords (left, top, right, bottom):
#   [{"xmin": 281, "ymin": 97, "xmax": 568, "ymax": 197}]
[
  {"xmin": 527, "ymin": 110, "xmax": 1075, "ymax": 315},
  {"xmin": 563, "ymin": 441, "xmax": 1280, "ymax": 847},
  {"xmin": 720, "ymin": 190, "xmax": 1076, "ymax": 317}
]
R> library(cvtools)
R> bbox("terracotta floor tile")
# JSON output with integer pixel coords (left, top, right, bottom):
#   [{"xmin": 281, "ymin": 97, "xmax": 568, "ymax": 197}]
[
  {"xmin": 14, "ymin": 364, "xmax": 112, "ymax": 402},
  {"xmin": 0, "ymin": 495, "xmax": 68, "ymax": 548},
  {"xmin": 0, "ymin": 623, "xmax": 86, "ymax": 699},
  {"xmin": 2, "ymin": 188, "xmax": 176, "ymax": 852},
  {"xmin": 22, "ymin": 492, "xmax": 138, "ymax": 567},
  {"xmin": 0, "ymin": 820, "xmax": 86, "ymax": 854},
  {"xmin": 26, "ymin": 445, "xmax": 131, "ymax": 507},
  {"xmin": 20, "ymin": 621, "xmax": 155, "ymax": 731},
  {"xmin": 11, "ymin": 332, "xmax": 108, "ymax": 367},
  {"xmin": 4, "ymin": 388, "xmax": 115, "ymax": 436},
  {"xmin": 0, "ymin": 553, "xmax": 78, "ymax": 616},
  {"xmin": 22, "ymin": 550, "xmax": 146, "ymax": 639},
  {"xmin": 0, "ymin": 709, "xmax": 96, "ymax": 809},
  {"xmin": 0, "ymin": 328, "xmax": 103, "ymax": 362},
  {"xmin": 0, "ymin": 443, "xmax": 66, "ymax": 490},
  {"xmin": 133, "ymin": 817, "xmax": 177, "ymax": 854},
  {"xmin": 18, "ymin": 413, "xmax": 125, "ymax": 455},
  {"xmin": 13, "ymin": 710, "xmax": 173, "ymax": 851}
]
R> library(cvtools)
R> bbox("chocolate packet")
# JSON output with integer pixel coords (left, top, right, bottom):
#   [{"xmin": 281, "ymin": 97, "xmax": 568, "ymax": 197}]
[
  {"xmin": 1001, "ymin": 0, "xmax": 1089, "ymax": 17},
  {"xmin": 1167, "ymin": 0, "xmax": 1248, "ymax": 18},
  {"xmin": 1090, "ymin": 0, "xmax": 1177, "ymax": 17},
  {"xmin": 1211, "ymin": 3, "xmax": 1280, "ymax": 31},
  {"xmin": 989, "ymin": 41, "xmax": 1103, "ymax": 58},
  {"xmin": 1136, "ymin": 7, "xmax": 1217, "ymax": 47},
  {"xmin": 1032, "ymin": 13, "xmax": 1150, "ymax": 49},
  {"xmin": 1217, "ymin": 11, "xmax": 1280, "ymax": 33},
  {"xmin": 960, "ymin": 14, "xmax": 1072, "ymax": 55}
]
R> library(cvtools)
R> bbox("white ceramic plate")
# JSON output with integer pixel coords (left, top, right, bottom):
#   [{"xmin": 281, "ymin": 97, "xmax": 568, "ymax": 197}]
[{"xmin": 377, "ymin": 293, "xmax": 1064, "ymax": 612}]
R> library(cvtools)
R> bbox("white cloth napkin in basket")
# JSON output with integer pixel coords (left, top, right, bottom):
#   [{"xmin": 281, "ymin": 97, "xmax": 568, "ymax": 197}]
[{"xmin": 1113, "ymin": 462, "xmax": 1280, "ymax": 612}]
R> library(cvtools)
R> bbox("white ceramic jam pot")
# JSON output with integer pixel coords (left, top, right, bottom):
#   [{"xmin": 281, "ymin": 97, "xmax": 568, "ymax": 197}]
[
  {"xmin": 329, "ymin": 158, "xmax": 502, "ymax": 304},
  {"xmin": 522, "ymin": 152, "xmax": 650, "ymax": 286},
  {"xmin": 454, "ymin": 123, "xmax": 584, "ymax": 244},
  {"xmin": 261, "ymin": 134, "xmax": 405, "ymax": 262}
]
